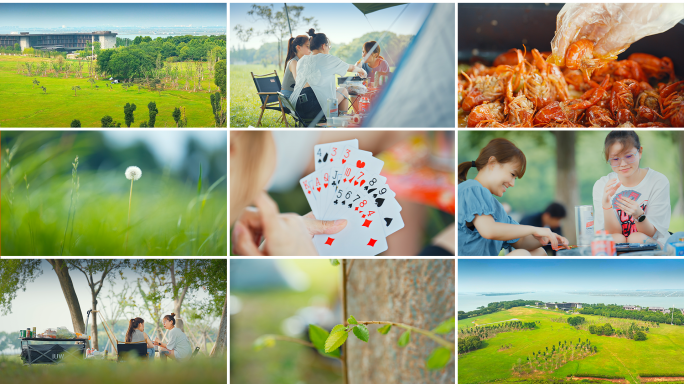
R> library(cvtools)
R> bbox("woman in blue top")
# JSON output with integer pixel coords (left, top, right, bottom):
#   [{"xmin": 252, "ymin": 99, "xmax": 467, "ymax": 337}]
[{"xmin": 458, "ymin": 138, "xmax": 569, "ymax": 256}]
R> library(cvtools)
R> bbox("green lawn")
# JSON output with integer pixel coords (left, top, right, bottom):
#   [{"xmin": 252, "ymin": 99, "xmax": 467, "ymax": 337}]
[
  {"xmin": 458, "ymin": 307, "xmax": 684, "ymax": 384},
  {"xmin": 0, "ymin": 55, "xmax": 223, "ymax": 128},
  {"xmin": 230, "ymin": 64, "xmax": 362, "ymax": 128}
]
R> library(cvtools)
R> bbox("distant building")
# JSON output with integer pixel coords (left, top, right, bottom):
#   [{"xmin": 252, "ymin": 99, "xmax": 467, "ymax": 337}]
[
  {"xmin": 623, "ymin": 305, "xmax": 642, "ymax": 311},
  {"xmin": 663, "ymin": 309, "xmax": 671, "ymax": 315},
  {"xmin": 0, "ymin": 31, "xmax": 117, "ymax": 52},
  {"xmin": 545, "ymin": 302, "xmax": 556, "ymax": 309},
  {"xmin": 556, "ymin": 303, "xmax": 582, "ymax": 310},
  {"xmin": 649, "ymin": 307, "xmax": 666, "ymax": 313}
]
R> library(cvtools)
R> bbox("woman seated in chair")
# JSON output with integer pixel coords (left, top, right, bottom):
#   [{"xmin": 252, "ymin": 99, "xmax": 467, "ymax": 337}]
[
  {"xmin": 154, "ymin": 313, "xmax": 192, "ymax": 361},
  {"xmin": 355, "ymin": 41, "xmax": 390, "ymax": 84},
  {"xmin": 289, "ymin": 28, "xmax": 367, "ymax": 121},
  {"xmin": 125, "ymin": 317, "xmax": 155, "ymax": 359},
  {"xmin": 281, "ymin": 34, "xmax": 311, "ymax": 99}
]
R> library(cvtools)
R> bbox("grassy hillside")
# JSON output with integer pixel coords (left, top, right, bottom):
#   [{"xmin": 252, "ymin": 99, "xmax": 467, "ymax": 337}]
[
  {"xmin": 0, "ymin": 55, "xmax": 222, "ymax": 128},
  {"xmin": 458, "ymin": 307, "xmax": 684, "ymax": 384}
]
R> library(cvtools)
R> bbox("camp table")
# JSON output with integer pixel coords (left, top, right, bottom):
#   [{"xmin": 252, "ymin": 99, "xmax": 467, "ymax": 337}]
[{"xmin": 20, "ymin": 337, "xmax": 87, "ymax": 365}]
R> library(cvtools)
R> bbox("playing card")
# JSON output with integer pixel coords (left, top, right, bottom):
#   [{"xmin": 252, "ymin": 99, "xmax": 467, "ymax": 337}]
[
  {"xmin": 300, "ymin": 175, "xmax": 320, "ymax": 218},
  {"xmin": 315, "ymin": 139, "xmax": 359, "ymax": 171},
  {"xmin": 302, "ymin": 140, "xmax": 403, "ymax": 256},
  {"xmin": 612, "ymin": 189, "xmax": 641, "ymax": 210},
  {"xmin": 313, "ymin": 212, "xmax": 389, "ymax": 256}
]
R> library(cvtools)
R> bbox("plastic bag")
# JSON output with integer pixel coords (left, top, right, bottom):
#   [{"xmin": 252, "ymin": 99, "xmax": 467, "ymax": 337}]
[
  {"xmin": 548, "ymin": 3, "xmax": 684, "ymax": 67},
  {"xmin": 340, "ymin": 80, "xmax": 368, "ymax": 95},
  {"xmin": 55, "ymin": 326, "xmax": 76, "ymax": 339}
]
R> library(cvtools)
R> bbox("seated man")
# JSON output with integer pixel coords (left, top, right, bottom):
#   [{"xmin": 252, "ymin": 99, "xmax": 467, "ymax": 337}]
[
  {"xmin": 154, "ymin": 313, "xmax": 192, "ymax": 361},
  {"xmin": 520, "ymin": 202, "xmax": 567, "ymax": 255}
]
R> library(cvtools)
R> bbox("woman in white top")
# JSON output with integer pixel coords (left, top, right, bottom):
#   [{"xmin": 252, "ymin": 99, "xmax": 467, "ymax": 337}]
[
  {"xmin": 154, "ymin": 313, "xmax": 193, "ymax": 361},
  {"xmin": 289, "ymin": 28, "xmax": 367, "ymax": 120},
  {"xmin": 592, "ymin": 131, "xmax": 671, "ymax": 246}
]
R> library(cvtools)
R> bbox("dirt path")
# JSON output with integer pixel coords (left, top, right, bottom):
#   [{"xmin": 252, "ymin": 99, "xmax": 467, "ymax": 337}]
[
  {"xmin": 571, "ymin": 377, "xmax": 628, "ymax": 383},
  {"xmin": 639, "ymin": 378, "xmax": 684, "ymax": 382}
]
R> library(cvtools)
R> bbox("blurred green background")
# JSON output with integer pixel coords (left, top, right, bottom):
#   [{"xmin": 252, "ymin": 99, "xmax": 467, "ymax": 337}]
[
  {"xmin": 0, "ymin": 354, "xmax": 226, "ymax": 384},
  {"xmin": 1, "ymin": 131, "xmax": 227, "ymax": 256},
  {"xmin": 230, "ymin": 259, "xmax": 343, "ymax": 384},
  {"xmin": 458, "ymin": 131, "xmax": 684, "ymax": 237}
]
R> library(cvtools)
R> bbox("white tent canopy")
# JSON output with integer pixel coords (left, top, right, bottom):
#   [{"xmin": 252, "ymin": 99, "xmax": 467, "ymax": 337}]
[{"xmin": 364, "ymin": 3, "xmax": 455, "ymax": 127}]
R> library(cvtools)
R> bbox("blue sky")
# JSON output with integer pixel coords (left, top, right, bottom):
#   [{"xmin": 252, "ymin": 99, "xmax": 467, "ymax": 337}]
[
  {"xmin": 230, "ymin": 3, "xmax": 433, "ymax": 49},
  {"xmin": 459, "ymin": 260, "xmax": 684, "ymax": 292},
  {"xmin": 0, "ymin": 4, "xmax": 227, "ymax": 28}
]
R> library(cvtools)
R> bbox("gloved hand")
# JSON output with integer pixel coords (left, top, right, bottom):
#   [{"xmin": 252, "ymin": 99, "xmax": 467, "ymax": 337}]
[{"xmin": 548, "ymin": 3, "xmax": 684, "ymax": 67}]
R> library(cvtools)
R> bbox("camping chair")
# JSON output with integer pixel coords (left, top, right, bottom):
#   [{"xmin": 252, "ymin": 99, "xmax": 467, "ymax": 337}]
[
  {"xmin": 277, "ymin": 91, "xmax": 328, "ymax": 127},
  {"xmin": 117, "ymin": 342, "xmax": 148, "ymax": 362},
  {"xmin": 251, "ymin": 71, "xmax": 288, "ymax": 127},
  {"xmin": 191, "ymin": 347, "xmax": 200, "ymax": 359}
]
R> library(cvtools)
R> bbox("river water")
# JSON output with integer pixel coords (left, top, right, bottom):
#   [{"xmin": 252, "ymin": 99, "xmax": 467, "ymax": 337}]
[{"xmin": 459, "ymin": 292, "xmax": 684, "ymax": 312}]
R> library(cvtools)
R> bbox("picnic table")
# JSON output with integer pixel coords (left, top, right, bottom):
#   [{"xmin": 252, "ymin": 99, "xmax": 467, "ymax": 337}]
[
  {"xmin": 556, "ymin": 247, "xmax": 666, "ymax": 256},
  {"xmin": 20, "ymin": 337, "xmax": 87, "ymax": 365}
]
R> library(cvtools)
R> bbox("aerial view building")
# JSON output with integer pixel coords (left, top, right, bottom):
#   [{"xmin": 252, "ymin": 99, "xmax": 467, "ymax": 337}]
[{"xmin": 0, "ymin": 31, "xmax": 116, "ymax": 51}]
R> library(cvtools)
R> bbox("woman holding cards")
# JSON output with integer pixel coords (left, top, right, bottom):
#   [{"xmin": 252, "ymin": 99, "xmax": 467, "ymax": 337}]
[
  {"xmin": 230, "ymin": 131, "xmax": 348, "ymax": 256},
  {"xmin": 458, "ymin": 138, "xmax": 569, "ymax": 256},
  {"xmin": 289, "ymin": 29, "xmax": 367, "ymax": 120},
  {"xmin": 592, "ymin": 131, "xmax": 671, "ymax": 246}
]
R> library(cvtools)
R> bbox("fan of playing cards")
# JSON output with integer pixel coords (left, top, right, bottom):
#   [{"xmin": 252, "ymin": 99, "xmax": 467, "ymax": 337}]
[{"xmin": 300, "ymin": 139, "xmax": 405, "ymax": 256}]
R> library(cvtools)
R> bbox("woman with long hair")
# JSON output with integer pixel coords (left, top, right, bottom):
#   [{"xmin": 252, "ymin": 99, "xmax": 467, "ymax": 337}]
[
  {"xmin": 153, "ymin": 313, "xmax": 193, "ymax": 361},
  {"xmin": 281, "ymin": 35, "xmax": 311, "ymax": 98},
  {"xmin": 125, "ymin": 317, "xmax": 155, "ymax": 359},
  {"xmin": 289, "ymin": 28, "xmax": 367, "ymax": 121},
  {"xmin": 592, "ymin": 130, "xmax": 671, "ymax": 246}
]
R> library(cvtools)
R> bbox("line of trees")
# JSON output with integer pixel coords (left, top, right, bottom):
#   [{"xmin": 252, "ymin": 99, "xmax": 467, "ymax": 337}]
[
  {"xmin": 459, "ymin": 320, "xmax": 537, "ymax": 341},
  {"xmin": 515, "ymin": 339, "xmax": 597, "ymax": 374},
  {"xmin": 457, "ymin": 335, "xmax": 482, "ymax": 354},
  {"xmin": 458, "ymin": 300, "xmax": 540, "ymax": 320},
  {"xmin": 567, "ymin": 316, "xmax": 585, "ymax": 326},
  {"xmin": 578, "ymin": 304, "xmax": 684, "ymax": 325}
]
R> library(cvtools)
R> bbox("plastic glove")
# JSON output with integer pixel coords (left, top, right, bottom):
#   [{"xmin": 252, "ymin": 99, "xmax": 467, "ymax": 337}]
[{"xmin": 548, "ymin": 3, "xmax": 684, "ymax": 67}]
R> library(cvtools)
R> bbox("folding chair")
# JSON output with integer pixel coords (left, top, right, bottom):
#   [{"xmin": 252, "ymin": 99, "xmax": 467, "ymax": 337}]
[
  {"xmin": 251, "ymin": 71, "xmax": 287, "ymax": 127},
  {"xmin": 277, "ymin": 91, "xmax": 327, "ymax": 127},
  {"xmin": 191, "ymin": 347, "xmax": 200, "ymax": 359},
  {"xmin": 117, "ymin": 342, "xmax": 148, "ymax": 362}
]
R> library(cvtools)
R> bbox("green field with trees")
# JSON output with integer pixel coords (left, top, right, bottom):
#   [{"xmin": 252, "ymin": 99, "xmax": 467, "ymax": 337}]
[
  {"xmin": 458, "ymin": 307, "xmax": 684, "ymax": 384},
  {"xmin": 0, "ymin": 35, "xmax": 226, "ymax": 128}
]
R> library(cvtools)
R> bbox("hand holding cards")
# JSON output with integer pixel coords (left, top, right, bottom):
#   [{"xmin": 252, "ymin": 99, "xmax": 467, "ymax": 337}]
[{"xmin": 300, "ymin": 139, "xmax": 405, "ymax": 255}]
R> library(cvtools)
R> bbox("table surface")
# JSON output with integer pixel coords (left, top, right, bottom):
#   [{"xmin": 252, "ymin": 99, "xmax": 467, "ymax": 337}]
[{"xmin": 20, "ymin": 338, "xmax": 87, "ymax": 341}]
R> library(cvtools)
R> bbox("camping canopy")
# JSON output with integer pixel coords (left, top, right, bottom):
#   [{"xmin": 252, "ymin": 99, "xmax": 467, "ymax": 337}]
[
  {"xmin": 364, "ymin": 3, "xmax": 455, "ymax": 127},
  {"xmin": 353, "ymin": 3, "xmax": 406, "ymax": 15}
]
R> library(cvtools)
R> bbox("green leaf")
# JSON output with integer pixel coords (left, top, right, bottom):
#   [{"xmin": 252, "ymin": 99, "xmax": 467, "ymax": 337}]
[
  {"xmin": 352, "ymin": 324, "xmax": 369, "ymax": 342},
  {"xmin": 330, "ymin": 259, "xmax": 340, "ymax": 266},
  {"xmin": 331, "ymin": 324, "xmax": 346, "ymax": 334},
  {"xmin": 253, "ymin": 335, "xmax": 275, "ymax": 351},
  {"xmin": 398, "ymin": 330, "xmax": 411, "ymax": 347},
  {"xmin": 309, "ymin": 324, "xmax": 340, "ymax": 357},
  {"xmin": 426, "ymin": 347, "xmax": 452, "ymax": 370},
  {"xmin": 432, "ymin": 317, "xmax": 456, "ymax": 334},
  {"xmin": 377, "ymin": 324, "xmax": 392, "ymax": 334},
  {"xmin": 197, "ymin": 163, "xmax": 202, "ymax": 195},
  {"xmin": 348, "ymin": 315, "xmax": 358, "ymax": 325},
  {"xmin": 325, "ymin": 329, "xmax": 348, "ymax": 353}
]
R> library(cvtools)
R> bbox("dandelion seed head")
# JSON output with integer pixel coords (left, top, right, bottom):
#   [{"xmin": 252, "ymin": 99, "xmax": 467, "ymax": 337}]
[{"xmin": 125, "ymin": 166, "xmax": 142, "ymax": 181}]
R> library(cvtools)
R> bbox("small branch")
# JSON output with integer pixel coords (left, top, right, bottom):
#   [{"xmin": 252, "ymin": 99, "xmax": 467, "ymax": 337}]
[
  {"xmin": 341, "ymin": 259, "xmax": 349, "ymax": 384},
  {"xmin": 346, "ymin": 260, "xmax": 354, "ymax": 280},
  {"xmin": 357, "ymin": 320, "xmax": 455, "ymax": 350}
]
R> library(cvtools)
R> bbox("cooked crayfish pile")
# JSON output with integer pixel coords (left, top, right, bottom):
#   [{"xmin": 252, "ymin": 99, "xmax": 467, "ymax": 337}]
[{"xmin": 458, "ymin": 41, "xmax": 683, "ymax": 127}]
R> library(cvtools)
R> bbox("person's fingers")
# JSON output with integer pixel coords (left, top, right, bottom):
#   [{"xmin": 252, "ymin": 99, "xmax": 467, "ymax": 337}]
[
  {"xmin": 254, "ymin": 191, "xmax": 281, "ymax": 235},
  {"xmin": 547, "ymin": 230, "xmax": 559, "ymax": 249},
  {"xmin": 301, "ymin": 215, "xmax": 348, "ymax": 236},
  {"xmin": 232, "ymin": 221, "xmax": 264, "ymax": 256}
]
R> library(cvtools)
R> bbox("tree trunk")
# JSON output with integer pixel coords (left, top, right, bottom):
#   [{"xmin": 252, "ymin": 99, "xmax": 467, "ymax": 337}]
[
  {"xmin": 91, "ymin": 296, "xmax": 98, "ymax": 350},
  {"xmin": 346, "ymin": 259, "xmax": 455, "ymax": 384},
  {"xmin": 554, "ymin": 131, "xmax": 579, "ymax": 245},
  {"xmin": 47, "ymin": 260, "xmax": 85, "ymax": 335},
  {"xmin": 673, "ymin": 132, "xmax": 684, "ymax": 217},
  {"xmin": 210, "ymin": 295, "xmax": 227, "ymax": 357}
]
